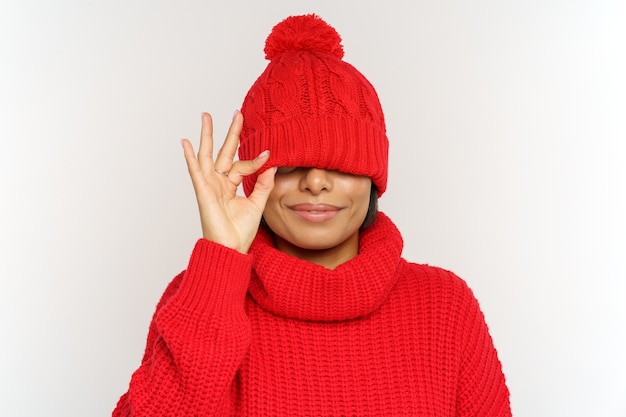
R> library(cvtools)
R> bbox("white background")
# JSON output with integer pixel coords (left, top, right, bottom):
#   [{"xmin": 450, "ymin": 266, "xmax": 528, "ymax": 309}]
[{"xmin": 1, "ymin": 1, "xmax": 625, "ymax": 416}]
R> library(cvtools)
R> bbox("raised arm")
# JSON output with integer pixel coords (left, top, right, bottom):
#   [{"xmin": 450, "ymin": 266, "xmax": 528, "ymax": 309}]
[{"xmin": 113, "ymin": 112, "xmax": 276, "ymax": 416}]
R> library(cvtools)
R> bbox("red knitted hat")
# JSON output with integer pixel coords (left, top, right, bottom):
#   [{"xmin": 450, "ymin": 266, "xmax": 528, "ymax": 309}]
[{"xmin": 238, "ymin": 14, "xmax": 389, "ymax": 196}]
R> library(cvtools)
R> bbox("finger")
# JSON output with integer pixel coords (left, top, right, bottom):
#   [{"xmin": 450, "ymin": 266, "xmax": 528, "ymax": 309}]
[
  {"xmin": 215, "ymin": 110, "xmax": 242, "ymax": 172},
  {"xmin": 247, "ymin": 165, "xmax": 277, "ymax": 213},
  {"xmin": 226, "ymin": 150, "xmax": 270, "ymax": 185},
  {"xmin": 198, "ymin": 112, "xmax": 215, "ymax": 172},
  {"xmin": 181, "ymin": 138, "xmax": 204, "ymax": 187}
]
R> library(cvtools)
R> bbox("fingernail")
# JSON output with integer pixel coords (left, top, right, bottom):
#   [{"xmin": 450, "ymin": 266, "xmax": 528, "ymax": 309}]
[
  {"xmin": 257, "ymin": 150, "xmax": 269, "ymax": 159},
  {"xmin": 232, "ymin": 109, "xmax": 239, "ymax": 120}
]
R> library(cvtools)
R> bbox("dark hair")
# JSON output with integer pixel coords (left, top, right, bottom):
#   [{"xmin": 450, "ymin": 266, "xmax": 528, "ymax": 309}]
[{"xmin": 360, "ymin": 184, "xmax": 378, "ymax": 229}]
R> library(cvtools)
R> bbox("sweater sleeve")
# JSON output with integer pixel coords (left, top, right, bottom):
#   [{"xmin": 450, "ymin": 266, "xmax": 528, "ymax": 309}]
[
  {"xmin": 113, "ymin": 239, "xmax": 253, "ymax": 417},
  {"xmin": 455, "ymin": 282, "xmax": 512, "ymax": 417}
]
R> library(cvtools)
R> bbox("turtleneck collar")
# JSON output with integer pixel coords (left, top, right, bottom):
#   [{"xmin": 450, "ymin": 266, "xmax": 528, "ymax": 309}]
[{"xmin": 247, "ymin": 212, "xmax": 404, "ymax": 321}]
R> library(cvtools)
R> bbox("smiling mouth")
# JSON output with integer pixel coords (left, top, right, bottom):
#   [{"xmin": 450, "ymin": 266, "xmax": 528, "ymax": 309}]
[{"xmin": 288, "ymin": 204, "xmax": 342, "ymax": 222}]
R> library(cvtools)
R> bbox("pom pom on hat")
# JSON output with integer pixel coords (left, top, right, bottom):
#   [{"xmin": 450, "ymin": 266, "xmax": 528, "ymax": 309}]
[
  {"xmin": 264, "ymin": 14, "xmax": 344, "ymax": 60},
  {"xmin": 239, "ymin": 15, "xmax": 389, "ymax": 197}
]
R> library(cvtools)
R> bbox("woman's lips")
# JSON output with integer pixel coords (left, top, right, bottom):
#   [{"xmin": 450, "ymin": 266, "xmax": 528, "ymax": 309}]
[{"xmin": 288, "ymin": 203, "xmax": 342, "ymax": 222}]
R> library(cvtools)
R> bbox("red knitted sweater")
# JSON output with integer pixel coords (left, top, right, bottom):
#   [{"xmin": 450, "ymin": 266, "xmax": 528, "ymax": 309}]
[{"xmin": 114, "ymin": 213, "xmax": 511, "ymax": 416}]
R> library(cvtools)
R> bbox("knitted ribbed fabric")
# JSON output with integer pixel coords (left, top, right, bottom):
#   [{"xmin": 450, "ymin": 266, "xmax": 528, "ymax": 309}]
[
  {"xmin": 238, "ymin": 15, "xmax": 389, "ymax": 197},
  {"xmin": 114, "ymin": 213, "xmax": 511, "ymax": 416}
]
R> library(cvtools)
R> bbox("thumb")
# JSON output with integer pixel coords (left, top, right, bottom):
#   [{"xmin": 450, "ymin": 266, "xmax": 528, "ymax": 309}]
[{"xmin": 247, "ymin": 167, "xmax": 276, "ymax": 213}]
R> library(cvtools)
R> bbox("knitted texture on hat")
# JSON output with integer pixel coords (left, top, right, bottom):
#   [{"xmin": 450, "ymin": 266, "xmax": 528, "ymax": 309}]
[{"xmin": 238, "ymin": 14, "xmax": 389, "ymax": 196}]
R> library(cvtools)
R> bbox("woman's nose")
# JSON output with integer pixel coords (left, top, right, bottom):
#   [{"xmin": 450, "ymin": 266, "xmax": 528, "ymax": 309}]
[{"xmin": 300, "ymin": 168, "xmax": 332, "ymax": 194}]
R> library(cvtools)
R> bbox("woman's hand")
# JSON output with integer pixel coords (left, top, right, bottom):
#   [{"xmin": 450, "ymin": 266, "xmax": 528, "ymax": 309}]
[{"xmin": 181, "ymin": 111, "xmax": 275, "ymax": 253}]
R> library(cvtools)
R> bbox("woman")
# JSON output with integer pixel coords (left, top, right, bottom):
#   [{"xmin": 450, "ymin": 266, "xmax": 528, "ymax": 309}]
[{"xmin": 114, "ymin": 14, "xmax": 511, "ymax": 416}]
